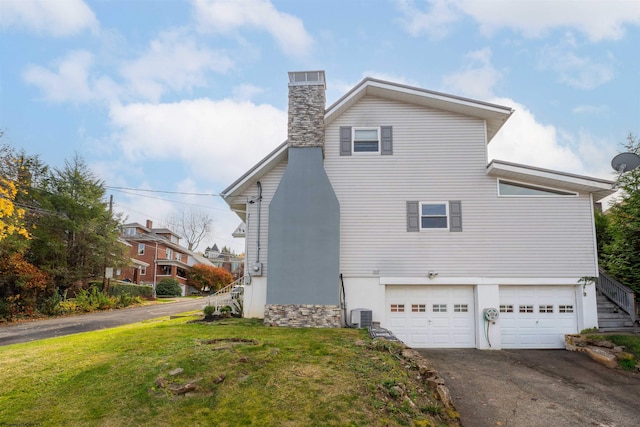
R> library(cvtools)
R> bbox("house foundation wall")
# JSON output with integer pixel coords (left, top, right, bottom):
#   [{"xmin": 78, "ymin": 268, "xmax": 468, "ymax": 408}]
[{"xmin": 264, "ymin": 304, "xmax": 342, "ymax": 328}]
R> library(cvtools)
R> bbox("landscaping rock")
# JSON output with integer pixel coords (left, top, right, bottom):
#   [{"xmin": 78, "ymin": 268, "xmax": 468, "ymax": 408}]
[
  {"xmin": 169, "ymin": 383, "xmax": 196, "ymax": 395},
  {"xmin": 584, "ymin": 346, "xmax": 618, "ymax": 369}
]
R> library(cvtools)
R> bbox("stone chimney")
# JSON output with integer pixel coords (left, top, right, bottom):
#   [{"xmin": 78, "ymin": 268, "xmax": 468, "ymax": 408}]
[{"xmin": 287, "ymin": 71, "xmax": 326, "ymax": 150}]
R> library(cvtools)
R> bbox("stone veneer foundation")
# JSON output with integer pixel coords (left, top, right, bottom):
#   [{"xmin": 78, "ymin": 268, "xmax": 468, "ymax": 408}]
[{"xmin": 264, "ymin": 304, "xmax": 342, "ymax": 328}]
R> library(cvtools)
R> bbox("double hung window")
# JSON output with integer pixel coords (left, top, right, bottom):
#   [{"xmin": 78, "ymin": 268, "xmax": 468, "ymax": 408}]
[
  {"xmin": 420, "ymin": 203, "xmax": 448, "ymax": 229},
  {"xmin": 353, "ymin": 128, "xmax": 380, "ymax": 153}
]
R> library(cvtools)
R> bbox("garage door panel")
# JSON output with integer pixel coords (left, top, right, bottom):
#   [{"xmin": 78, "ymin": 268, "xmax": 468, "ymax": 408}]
[
  {"xmin": 388, "ymin": 317, "xmax": 407, "ymax": 328},
  {"xmin": 385, "ymin": 286, "xmax": 475, "ymax": 348},
  {"xmin": 500, "ymin": 286, "xmax": 578, "ymax": 349}
]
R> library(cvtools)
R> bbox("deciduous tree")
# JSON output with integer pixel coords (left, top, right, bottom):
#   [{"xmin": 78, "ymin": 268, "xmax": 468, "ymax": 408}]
[
  {"xmin": 166, "ymin": 208, "xmax": 213, "ymax": 251},
  {"xmin": 188, "ymin": 263, "xmax": 233, "ymax": 293}
]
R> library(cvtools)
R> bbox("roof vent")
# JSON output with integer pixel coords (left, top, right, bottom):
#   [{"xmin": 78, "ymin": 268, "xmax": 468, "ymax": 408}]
[{"xmin": 288, "ymin": 70, "xmax": 325, "ymax": 88}]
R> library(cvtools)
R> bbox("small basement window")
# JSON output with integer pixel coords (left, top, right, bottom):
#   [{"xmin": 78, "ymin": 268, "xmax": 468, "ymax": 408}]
[
  {"xmin": 498, "ymin": 180, "xmax": 577, "ymax": 197},
  {"xmin": 353, "ymin": 128, "xmax": 380, "ymax": 153}
]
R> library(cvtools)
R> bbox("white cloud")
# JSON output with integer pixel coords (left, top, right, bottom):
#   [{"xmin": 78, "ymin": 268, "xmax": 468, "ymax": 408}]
[
  {"xmin": 395, "ymin": 0, "xmax": 640, "ymax": 42},
  {"xmin": 22, "ymin": 50, "xmax": 96, "ymax": 103},
  {"xmin": 489, "ymin": 97, "xmax": 585, "ymax": 173},
  {"xmin": 460, "ymin": 0, "xmax": 640, "ymax": 42},
  {"xmin": 572, "ymin": 104, "xmax": 610, "ymax": 115},
  {"xmin": 394, "ymin": 0, "xmax": 461, "ymax": 39},
  {"xmin": 0, "ymin": 0, "xmax": 98, "ymax": 37},
  {"xmin": 192, "ymin": 0, "xmax": 313, "ymax": 56},
  {"xmin": 442, "ymin": 48, "xmax": 502, "ymax": 100},
  {"xmin": 232, "ymin": 83, "xmax": 264, "ymax": 101},
  {"xmin": 108, "ymin": 98, "xmax": 287, "ymax": 183},
  {"xmin": 120, "ymin": 30, "xmax": 234, "ymax": 102},
  {"xmin": 537, "ymin": 35, "xmax": 615, "ymax": 90},
  {"xmin": 22, "ymin": 50, "xmax": 122, "ymax": 105}
]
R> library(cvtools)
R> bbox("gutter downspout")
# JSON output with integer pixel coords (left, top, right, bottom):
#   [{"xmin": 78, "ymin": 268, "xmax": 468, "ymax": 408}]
[{"xmin": 256, "ymin": 181, "xmax": 262, "ymax": 263}]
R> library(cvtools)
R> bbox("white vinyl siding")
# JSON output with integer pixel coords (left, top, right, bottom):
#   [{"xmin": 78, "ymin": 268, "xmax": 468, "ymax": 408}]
[
  {"xmin": 323, "ymin": 95, "xmax": 597, "ymax": 278},
  {"xmin": 240, "ymin": 161, "xmax": 286, "ymax": 278}
]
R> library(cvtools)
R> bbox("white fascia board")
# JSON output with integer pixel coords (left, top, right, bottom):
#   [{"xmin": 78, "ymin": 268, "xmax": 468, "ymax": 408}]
[
  {"xmin": 220, "ymin": 141, "xmax": 288, "ymax": 199},
  {"xmin": 379, "ymin": 277, "xmax": 583, "ymax": 286},
  {"xmin": 326, "ymin": 78, "xmax": 513, "ymax": 142},
  {"xmin": 487, "ymin": 160, "xmax": 615, "ymax": 201}
]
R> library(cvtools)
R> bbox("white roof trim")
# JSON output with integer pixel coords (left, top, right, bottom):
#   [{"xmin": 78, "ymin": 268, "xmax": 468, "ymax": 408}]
[
  {"xmin": 221, "ymin": 141, "xmax": 288, "ymax": 198},
  {"xmin": 326, "ymin": 78, "xmax": 513, "ymax": 142}
]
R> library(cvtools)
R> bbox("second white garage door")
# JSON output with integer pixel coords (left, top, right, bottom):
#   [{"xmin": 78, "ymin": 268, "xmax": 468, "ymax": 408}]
[
  {"xmin": 386, "ymin": 286, "xmax": 475, "ymax": 348},
  {"xmin": 499, "ymin": 286, "xmax": 578, "ymax": 349}
]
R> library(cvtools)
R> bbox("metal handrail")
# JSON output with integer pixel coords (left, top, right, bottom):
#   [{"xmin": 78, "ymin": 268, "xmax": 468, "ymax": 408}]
[{"xmin": 597, "ymin": 268, "xmax": 637, "ymax": 322}]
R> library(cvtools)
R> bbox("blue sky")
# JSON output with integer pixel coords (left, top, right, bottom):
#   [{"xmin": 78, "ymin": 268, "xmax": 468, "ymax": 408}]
[{"xmin": 1, "ymin": 0, "xmax": 639, "ymax": 253}]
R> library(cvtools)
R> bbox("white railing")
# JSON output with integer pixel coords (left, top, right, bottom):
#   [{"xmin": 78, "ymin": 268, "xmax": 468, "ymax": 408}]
[
  {"xmin": 598, "ymin": 268, "xmax": 637, "ymax": 322},
  {"xmin": 206, "ymin": 274, "xmax": 250, "ymax": 312}
]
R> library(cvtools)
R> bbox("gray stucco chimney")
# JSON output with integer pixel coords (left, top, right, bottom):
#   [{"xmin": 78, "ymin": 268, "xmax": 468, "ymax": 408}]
[{"xmin": 264, "ymin": 70, "xmax": 341, "ymax": 327}]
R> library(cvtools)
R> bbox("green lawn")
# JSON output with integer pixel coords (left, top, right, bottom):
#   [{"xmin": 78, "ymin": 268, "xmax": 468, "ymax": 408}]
[{"xmin": 0, "ymin": 315, "xmax": 458, "ymax": 427}]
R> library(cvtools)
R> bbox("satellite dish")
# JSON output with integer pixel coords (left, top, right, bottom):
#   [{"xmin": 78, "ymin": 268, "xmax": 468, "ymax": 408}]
[{"xmin": 611, "ymin": 152, "xmax": 640, "ymax": 173}]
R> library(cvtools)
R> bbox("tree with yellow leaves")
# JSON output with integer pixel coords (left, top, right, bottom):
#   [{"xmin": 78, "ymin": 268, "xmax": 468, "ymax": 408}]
[{"xmin": 0, "ymin": 176, "xmax": 30, "ymax": 242}]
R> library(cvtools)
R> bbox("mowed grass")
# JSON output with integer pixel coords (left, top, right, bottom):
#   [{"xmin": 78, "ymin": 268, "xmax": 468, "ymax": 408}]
[{"xmin": 0, "ymin": 316, "xmax": 456, "ymax": 427}]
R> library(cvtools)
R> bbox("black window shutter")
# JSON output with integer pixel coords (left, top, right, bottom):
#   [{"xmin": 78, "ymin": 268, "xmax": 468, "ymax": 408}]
[
  {"xmin": 340, "ymin": 126, "xmax": 352, "ymax": 156},
  {"xmin": 407, "ymin": 201, "xmax": 419, "ymax": 232},
  {"xmin": 381, "ymin": 126, "xmax": 393, "ymax": 155},
  {"xmin": 449, "ymin": 201, "xmax": 462, "ymax": 232}
]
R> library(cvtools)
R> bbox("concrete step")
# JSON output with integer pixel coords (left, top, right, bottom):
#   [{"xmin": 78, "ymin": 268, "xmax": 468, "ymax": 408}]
[
  {"xmin": 599, "ymin": 312, "xmax": 633, "ymax": 320},
  {"xmin": 599, "ymin": 318, "xmax": 636, "ymax": 328}
]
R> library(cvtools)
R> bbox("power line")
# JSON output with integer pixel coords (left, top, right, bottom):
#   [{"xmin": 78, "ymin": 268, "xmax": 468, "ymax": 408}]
[
  {"xmin": 105, "ymin": 186, "xmax": 220, "ymax": 196},
  {"xmin": 110, "ymin": 189, "xmax": 230, "ymax": 211}
]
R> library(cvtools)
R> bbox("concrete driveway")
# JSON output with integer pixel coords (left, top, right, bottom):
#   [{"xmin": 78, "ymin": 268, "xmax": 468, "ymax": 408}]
[
  {"xmin": 0, "ymin": 297, "xmax": 209, "ymax": 346},
  {"xmin": 418, "ymin": 348, "xmax": 640, "ymax": 427}
]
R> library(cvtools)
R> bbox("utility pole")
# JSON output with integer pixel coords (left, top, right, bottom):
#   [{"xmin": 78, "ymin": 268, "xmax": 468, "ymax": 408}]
[{"xmin": 103, "ymin": 194, "xmax": 114, "ymax": 293}]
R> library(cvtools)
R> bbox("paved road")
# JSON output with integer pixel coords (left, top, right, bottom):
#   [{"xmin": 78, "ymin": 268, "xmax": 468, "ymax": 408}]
[
  {"xmin": 0, "ymin": 297, "xmax": 210, "ymax": 346},
  {"xmin": 419, "ymin": 348, "xmax": 640, "ymax": 427}
]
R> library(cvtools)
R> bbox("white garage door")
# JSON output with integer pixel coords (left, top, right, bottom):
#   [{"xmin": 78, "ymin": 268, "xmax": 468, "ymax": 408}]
[
  {"xmin": 386, "ymin": 286, "xmax": 475, "ymax": 348},
  {"xmin": 500, "ymin": 286, "xmax": 578, "ymax": 349}
]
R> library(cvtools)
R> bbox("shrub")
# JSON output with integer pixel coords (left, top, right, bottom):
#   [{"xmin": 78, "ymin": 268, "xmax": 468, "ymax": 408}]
[
  {"xmin": 203, "ymin": 305, "xmax": 216, "ymax": 318},
  {"xmin": 58, "ymin": 300, "xmax": 77, "ymax": 313},
  {"xmin": 74, "ymin": 288, "xmax": 114, "ymax": 312},
  {"xmin": 38, "ymin": 291, "xmax": 64, "ymax": 316},
  {"xmin": 156, "ymin": 278, "xmax": 182, "ymax": 297},
  {"xmin": 109, "ymin": 282, "xmax": 153, "ymax": 298}
]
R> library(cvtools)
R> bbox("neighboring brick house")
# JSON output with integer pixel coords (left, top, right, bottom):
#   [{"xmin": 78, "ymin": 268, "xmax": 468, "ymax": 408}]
[{"xmin": 121, "ymin": 220, "xmax": 193, "ymax": 295}]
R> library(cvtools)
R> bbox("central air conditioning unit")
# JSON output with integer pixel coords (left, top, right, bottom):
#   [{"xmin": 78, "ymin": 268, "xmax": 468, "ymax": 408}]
[{"xmin": 350, "ymin": 308, "xmax": 373, "ymax": 328}]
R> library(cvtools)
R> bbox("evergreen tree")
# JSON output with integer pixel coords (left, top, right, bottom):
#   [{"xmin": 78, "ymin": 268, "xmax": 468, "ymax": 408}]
[{"xmin": 27, "ymin": 155, "xmax": 127, "ymax": 289}]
